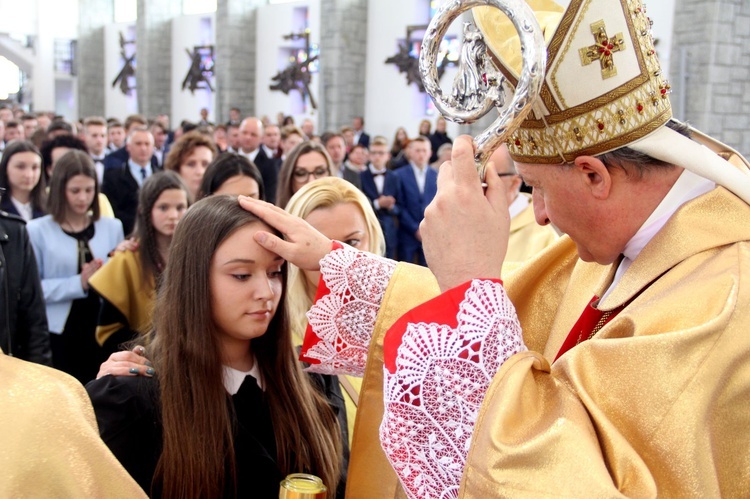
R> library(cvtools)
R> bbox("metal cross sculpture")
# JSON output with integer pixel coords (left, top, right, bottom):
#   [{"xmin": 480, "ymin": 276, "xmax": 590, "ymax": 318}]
[
  {"xmin": 182, "ymin": 45, "xmax": 215, "ymax": 93},
  {"xmin": 386, "ymin": 24, "xmax": 454, "ymax": 93},
  {"xmin": 579, "ymin": 20, "xmax": 625, "ymax": 79},
  {"xmin": 269, "ymin": 29, "xmax": 318, "ymax": 110},
  {"xmin": 112, "ymin": 31, "xmax": 136, "ymax": 96}
]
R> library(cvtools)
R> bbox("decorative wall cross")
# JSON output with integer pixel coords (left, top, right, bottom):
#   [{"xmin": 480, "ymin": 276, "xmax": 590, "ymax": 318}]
[{"xmin": 578, "ymin": 20, "xmax": 625, "ymax": 79}]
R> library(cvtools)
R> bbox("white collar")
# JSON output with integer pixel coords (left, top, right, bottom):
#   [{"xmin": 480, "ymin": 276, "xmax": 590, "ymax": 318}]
[
  {"xmin": 222, "ymin": 362, "xmax": 263, "ymax": 395},
  {"xmin": 601, "ymin": 168, "xmax": 715, "ymax": 301},
  {"xmin": 508, "ymin": 193, "xmax": 529, "ymax": 219}
]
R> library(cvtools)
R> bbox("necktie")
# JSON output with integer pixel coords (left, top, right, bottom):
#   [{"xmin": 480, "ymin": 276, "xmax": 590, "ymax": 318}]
[{"xmin": 140, "ymin": 167, "xmax": 147, "ymax": 181}]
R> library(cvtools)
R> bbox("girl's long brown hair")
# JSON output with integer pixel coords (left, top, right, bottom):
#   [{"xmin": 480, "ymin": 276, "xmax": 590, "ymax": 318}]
[
  {"xmin": 131, "ymin": 170, "xmax": 191, "ymax": 288},
  {"xmin": 148, "ymin": 195, "xmax": 341, "ymax": 498}
]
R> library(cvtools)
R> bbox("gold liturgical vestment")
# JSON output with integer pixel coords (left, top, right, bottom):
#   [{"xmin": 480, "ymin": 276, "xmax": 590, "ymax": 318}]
[
  {"xmin": 0, "ymin": 354, "xmax": 146, "ymax": 497},
  {"xmin": 345, "ymin": 185, "xmax": 750, "ymax": 497}
]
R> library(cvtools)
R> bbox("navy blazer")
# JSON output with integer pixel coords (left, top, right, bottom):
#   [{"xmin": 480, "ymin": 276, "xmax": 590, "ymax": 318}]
[
  {"xmin": 393, "ymin": 165, "xmax": 437, "ymax": 238},
  {"xmin": 361, "ymin": 168, "xmax": 400, "ymax": 258},
  {"xmin": 0, "ymin": 195, "xmax": 45, "ymax": 220},
  {"xmin": 360, "ymin": 168, "xmax": 400, "ymax": 215},
  {"xmin": 103, "ymin": 146, "xmax": 159, "ymax": 171}
]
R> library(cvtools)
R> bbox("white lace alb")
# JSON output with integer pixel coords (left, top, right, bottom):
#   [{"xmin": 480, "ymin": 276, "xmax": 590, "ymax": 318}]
[{"xmin": 304, "ymin": 246, "xmax": 397, "ymax": 376}]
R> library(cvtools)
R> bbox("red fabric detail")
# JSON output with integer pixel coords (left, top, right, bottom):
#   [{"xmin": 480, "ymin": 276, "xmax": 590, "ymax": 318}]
[
  {"xmin": 554, "ymin": 295, "xmax": 622, "ymax": 362},
  {"xmin": 382, "ymin": 279, "xmax": 503, "ymax": 374},
  {"xmin": 299, "ymin": 241, "xmax": 343, "ymax": 365}
]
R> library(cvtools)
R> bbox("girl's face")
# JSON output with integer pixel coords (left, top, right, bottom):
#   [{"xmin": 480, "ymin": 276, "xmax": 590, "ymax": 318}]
[
  {"xmin": 291, "ymin": 151, "xmax": 330, "ymax": 194},
  {"xmin": 210, "ymin": 222, "xmax": 284, "ymax": 355},
  {"xmin": 214, "ymin": 174, "xmax": 260, "ymax": 199},
  {"xmin": 179, "ymin": 146, "xmax": 213, "ymax": 197},
  {"xmin": 396, "ymin": 129, "xmax": 407, "ymax": 142},
  {"xmin": 302, "ymin": 201, "xmax": 370, "ymax": 295},
  {"xmin": 419, "ymin": 121, "xmax": 430, "ymax": 135},
  {"xmin": 65, "ymin": 174, "xmax": 96, "ymax": 216},
  {"xmin": 151, "ymin": 188, "xmax": 189, "ymax": 238},
  {"xmin": 6, "ymin": 151, "xmax": 42, "ymax": 196}
]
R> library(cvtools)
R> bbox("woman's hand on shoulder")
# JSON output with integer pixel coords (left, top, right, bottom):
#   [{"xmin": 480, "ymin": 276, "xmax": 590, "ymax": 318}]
[
  {"xmin": 113, "ymin": 237, "xmax": 139, "ymax": 254},
  {"xmin": 97, "ymin": 346, "xmax": 154, "ymax": 379}
]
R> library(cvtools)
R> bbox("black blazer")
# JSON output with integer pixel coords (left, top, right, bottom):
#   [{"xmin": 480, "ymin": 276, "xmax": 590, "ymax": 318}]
[
  {"xmin": 102, "ymin": 162, "xmax": 162, "ymax": 235},
  {"xmin": 252, "ymin": 148, "xmax": 281, "ymax": 205},
  {"xmin": 0, "ymin": 195, "xmax": 45, "ymax": 220},
  {"xmin": 356, "ymin": 132, "xmax": 370, "ymax": 148}
]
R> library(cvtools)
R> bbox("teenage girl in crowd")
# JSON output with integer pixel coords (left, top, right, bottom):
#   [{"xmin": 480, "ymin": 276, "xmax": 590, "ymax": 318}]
[
  {"xmin": 163, "ymin": 130, "xmax": 217, "ymax": 200},
  {"xmin": 28, "ymin": 150, "xmax": 123, "ymax": 383},
  {"xmin": 285, "ymin": 177, "xmax": 386, "ymax": 449},
  {"xmin": 389, "ymin": 127, "xmax": 409, "ymax": 169},
  {"xmin": 0, "ymin": 141, "xmax": 46, "ymax": 220},
  {"xmin": 86, "ymin": 195, "xmax": 342, "ymax": 497},
  {"xmin": 198, "ymin": 153, "xmax": 264, "ymax": 200},
  {"xmin": 89, "ymin": 171, "xmax": 191, "ymax": 355},
  {"xmin": 275, "ymin": 141, "xmax": 333, "ymax": 209}
]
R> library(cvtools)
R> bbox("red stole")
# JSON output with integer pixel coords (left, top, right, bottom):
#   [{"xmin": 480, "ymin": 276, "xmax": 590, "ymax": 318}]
[{"xmin": 554, "ymin": 296, "xmax": 622, "ymax": 362}]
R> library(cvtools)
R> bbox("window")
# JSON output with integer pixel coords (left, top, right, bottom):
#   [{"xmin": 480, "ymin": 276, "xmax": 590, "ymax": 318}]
[
  {"xmin": 114, "ymin": 0, "xmax": 137, "ymax": 23},
  {"xmin": 183, "ymin": 0, "xmax": 217, "ymax": 15}
]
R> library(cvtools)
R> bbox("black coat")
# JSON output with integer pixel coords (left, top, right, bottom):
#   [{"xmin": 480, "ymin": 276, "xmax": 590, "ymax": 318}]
[
  {"xmin": 252, "ymin": 148, "xmax": 281, "ymax": 205},
  {"xmin": 87, "ymin": 374, "xmax": 283, "ymax": 498},
  {"xmin": 102, "ymin": 162, "xmax": 162, "ymax": 236},
  {"xmin": 0, "ymin": 211, "xmax": 51, "ymax": 364}
]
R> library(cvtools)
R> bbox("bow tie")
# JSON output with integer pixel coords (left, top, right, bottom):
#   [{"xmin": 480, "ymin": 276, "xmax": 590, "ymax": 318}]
[{"xmin": 372, "ymin": 171, "xmax": 387, "ymax": 177}]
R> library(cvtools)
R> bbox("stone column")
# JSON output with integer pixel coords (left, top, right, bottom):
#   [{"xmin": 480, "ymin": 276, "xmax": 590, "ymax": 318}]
[
  {"xmin": 77, "ymin": 0, "xmax": 114, "ymax": 118},
  {"xmin": 318, "ymin": 0, "xmax": 368, "ymax": 133},
  {"xmin": 670, "ymin": 0, "xmax": 750, "ymax": 156},
  {"xmin": 136, "ymin": 0, "xmax": 181, "ymax": 118},
  {"xmin": 214, "ymin": 0, "xmax": 264, "ymax": 123}
]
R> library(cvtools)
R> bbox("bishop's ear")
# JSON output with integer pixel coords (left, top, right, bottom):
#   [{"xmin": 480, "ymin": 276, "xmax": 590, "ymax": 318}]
[{"xmin": 574, "ymin": 155, "xmax": 612, "ymax": 200}]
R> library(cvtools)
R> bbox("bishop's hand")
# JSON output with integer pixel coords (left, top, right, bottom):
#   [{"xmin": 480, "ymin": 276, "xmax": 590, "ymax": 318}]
[{"xmin": 420, "ymin": 135, "xmax": 510, "ymax": 292}]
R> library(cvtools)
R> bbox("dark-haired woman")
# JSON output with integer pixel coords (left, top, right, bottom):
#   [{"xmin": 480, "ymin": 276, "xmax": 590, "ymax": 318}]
[
  {"xmin": 27, "ymin": 150, "xmax": 123, "ymax": 383},
  {"xmin": 199, "ymin": 152, "xmax": 264, "ymax": 200},
  {"xmin": 0, "ymin": 141, "xmax": 46, "ymax": 220},
  {"xmin": 87, "ymin": 195, "xmax": 342, "ymax": 497},
  {"xmin": 275, "ymin": 141, "xmax": 333, "ymax": 209},
  {"xmin": 89, "ymin": 171, "xmax": 190, "ymax": 356}
]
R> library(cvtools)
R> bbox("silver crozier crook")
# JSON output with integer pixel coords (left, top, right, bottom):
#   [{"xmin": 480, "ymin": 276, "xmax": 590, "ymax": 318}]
[{"xmin": 420, "ymin": 0, "xmax": 546, "ymax": 179}]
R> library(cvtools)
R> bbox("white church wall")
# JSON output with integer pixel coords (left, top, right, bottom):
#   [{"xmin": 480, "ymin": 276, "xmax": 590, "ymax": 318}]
[
  {"xmin": 171, "ymin": 13, "xmax": 217, "ymax": 126},
  {"xmin": 364, "ymin": 1, "xmax": 462, "ymax": 144},
  {"xmin": 256, "ymin": 0, "xmax": 321, "ymax": 129}
]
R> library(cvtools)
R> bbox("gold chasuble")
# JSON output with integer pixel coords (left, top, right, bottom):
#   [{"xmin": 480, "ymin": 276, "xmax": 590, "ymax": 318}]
[
  {"xmin": 346, "ymin": 186, "xmax": 750, "ymax": 497},
  {"xmin": 0, "ymin": 354, "xmax": 146, "ymax": 497}
]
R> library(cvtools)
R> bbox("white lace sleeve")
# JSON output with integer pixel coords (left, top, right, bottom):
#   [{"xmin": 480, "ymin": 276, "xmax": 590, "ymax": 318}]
[
  {"xmin": 303, "ymin": 245, "xmax": 397, "ymax": 376},
  {"xmin": 379, "ymin": 279, "xmax": 525, "ymax": 499}
]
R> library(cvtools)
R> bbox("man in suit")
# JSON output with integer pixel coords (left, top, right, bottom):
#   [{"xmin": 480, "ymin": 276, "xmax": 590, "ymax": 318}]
[
  {"xmin": 393, "ymin": 136, "xmax": 436, "ymax": 266},
  {"xmin": 83, "ymin": 117, "xmax": 109, "ymax": 185},
  {"xmin": 103, "ymin": 115, "xmax": 157, "ymax": 171},
  {"xmin": 360, "ymin": 137, "xmax": 400, "ymax": 259},
  {"xmin": 237, "ymin": 117, "xmax": 280, "ymax": 204},
  {"xmin": 325, "ymin": 133, "xmax": 362, "ymax": 190},
  {"xmin": 102, "ymin": 127, "xmax": 158, "ymax": 235},
  {"xmin": 352, "ymin": 116, "xmax": 370, "ymax": 148}
]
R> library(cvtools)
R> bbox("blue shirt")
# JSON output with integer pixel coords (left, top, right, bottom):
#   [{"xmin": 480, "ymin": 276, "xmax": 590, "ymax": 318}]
[{"xmin": 127, "ymin": 159, "xmax": 152, "ymax": 188}]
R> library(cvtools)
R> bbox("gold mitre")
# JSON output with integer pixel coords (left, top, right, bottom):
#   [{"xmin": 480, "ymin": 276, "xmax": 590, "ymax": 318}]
[{"xmin": 473, "ymin": 0, "xmax": 750, "ymax": 204}]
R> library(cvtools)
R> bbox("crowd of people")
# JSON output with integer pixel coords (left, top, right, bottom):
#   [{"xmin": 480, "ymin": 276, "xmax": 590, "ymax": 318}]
[{"xmin": 1, "ymin": 0, "xmax": 749, "ymax": 496}]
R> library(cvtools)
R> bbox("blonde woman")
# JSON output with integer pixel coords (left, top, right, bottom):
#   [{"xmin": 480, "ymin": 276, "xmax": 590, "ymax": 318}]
[{"xmin": 284, "ymin": 177, "xmax": 385, "ymax": 452}]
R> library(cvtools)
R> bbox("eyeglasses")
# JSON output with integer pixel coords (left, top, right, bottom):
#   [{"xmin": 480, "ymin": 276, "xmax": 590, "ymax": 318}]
[
  {"xmin": 293, "ymin": 168, "xmax": 329, "ymax": 180},
  {"xmin": 497, "ymin": 172, "xmax": 518, "ymax": 178}
]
